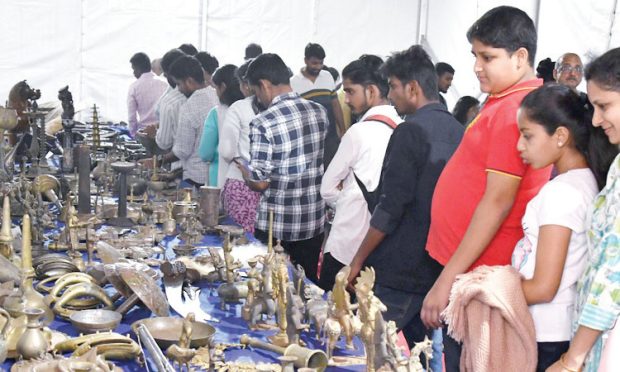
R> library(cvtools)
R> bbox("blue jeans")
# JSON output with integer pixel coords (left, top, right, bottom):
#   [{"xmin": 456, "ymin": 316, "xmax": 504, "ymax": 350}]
[{"xmin": 374, "ymin": 284, "xmax": 442, "ymax": 371}]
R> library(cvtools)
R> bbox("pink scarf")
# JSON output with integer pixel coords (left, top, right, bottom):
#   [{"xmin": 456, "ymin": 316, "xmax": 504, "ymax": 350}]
[{"xmin": 442, "ymin": 265, "xmax": 537, "ymax": 372}]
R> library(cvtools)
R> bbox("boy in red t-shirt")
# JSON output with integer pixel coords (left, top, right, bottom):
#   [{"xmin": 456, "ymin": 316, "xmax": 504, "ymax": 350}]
[{"xmin": 421, "ymin": 6, "xmax": 552, "ymax": 370}]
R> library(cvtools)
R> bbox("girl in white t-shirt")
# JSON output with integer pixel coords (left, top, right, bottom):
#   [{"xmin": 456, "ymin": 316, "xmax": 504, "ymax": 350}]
[{"xmin": 512, "ymin": 84, "xmax": 618, "ymax": 372}]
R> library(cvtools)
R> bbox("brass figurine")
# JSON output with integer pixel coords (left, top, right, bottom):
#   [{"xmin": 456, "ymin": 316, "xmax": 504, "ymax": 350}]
[
  {"xmin": 165, "ymin": 313, "xmax": 197, "ymax": 371},
  {"xmin": 354, "ymin": 267, "xmax": 387, "ymax": 372}
]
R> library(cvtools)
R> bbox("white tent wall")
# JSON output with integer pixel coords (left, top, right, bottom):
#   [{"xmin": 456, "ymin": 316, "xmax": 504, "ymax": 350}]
[
  {"xmin": 1, "ymin": 0, "xmax": 619, "ymax": 122},
  {"xmin": 178, "ymin": 0, "xmax": 421, "ymax": 94},
  {"xmin": 0, "ymin": 0, "xmax": 82, "ymax": 112}
]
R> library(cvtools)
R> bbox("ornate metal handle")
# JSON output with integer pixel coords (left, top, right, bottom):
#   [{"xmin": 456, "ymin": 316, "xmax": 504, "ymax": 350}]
[{"xmin": 53, "ymin": 282, "xmax": 114, "ymax": 319}]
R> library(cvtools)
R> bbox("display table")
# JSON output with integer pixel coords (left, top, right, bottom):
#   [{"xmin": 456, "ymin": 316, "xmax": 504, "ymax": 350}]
[{"xmin": 1, "ymin": 226, "xmax": 367, "ymax": 371}]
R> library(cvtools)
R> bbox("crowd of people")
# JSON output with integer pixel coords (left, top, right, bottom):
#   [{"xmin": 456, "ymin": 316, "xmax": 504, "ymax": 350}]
[{"xmin": 129, "ymin": 5, "xmax": 619, "ymax": 372}]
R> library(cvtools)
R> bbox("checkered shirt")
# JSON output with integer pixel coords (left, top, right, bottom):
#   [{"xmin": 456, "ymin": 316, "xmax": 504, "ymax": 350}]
[{"xmin": 249, "ymin": 92, "xmax": 327, "ymax": 241}]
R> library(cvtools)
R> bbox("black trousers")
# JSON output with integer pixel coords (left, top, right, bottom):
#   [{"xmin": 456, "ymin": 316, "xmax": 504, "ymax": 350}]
[
  {"xmin": 317, "ymin": 251, "xmax": 345, "ymax": 291},
  {"xmin": 537, "ymin": 341, "xmax": 569, "ymax": 372},
  {"xmin": 254, "ymin": 229, "xmax": 324, "ymax": 283},
  {"xmin": 443, "ymin": 326, "xmax": 462, "ymax": 372}
]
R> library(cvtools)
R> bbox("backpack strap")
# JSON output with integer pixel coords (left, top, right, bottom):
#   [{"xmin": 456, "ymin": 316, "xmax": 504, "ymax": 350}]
[
  {"xmin": 353, "ymin": 114, "xmax": 399, "ymax": 213},
  {"xmin": 365, "ymin": 114, "xmax": 399, "ymax": 129}
]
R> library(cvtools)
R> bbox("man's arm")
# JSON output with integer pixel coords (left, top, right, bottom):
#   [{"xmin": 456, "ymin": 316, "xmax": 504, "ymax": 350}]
[
  {"xmin": 127, "ymin": 88, "xmax": 138, "ymax": 135},
  {"xmin": 331, "ymin": 97, "xmax": 346, "ymax": 138},
  {"xmin": 421, "ymin": 171, "xmax": 520, "ymax": 328},
  {"xmin": 320, "ymin": 130, "xmax": 358, "ymax": 206},
  {"xmin": 243, "ymin": 118, "xmax": 272, "ymax": 193},
  {"xmin": 238, "ymin": 162, "xmax": 269, "ymax": 192}
]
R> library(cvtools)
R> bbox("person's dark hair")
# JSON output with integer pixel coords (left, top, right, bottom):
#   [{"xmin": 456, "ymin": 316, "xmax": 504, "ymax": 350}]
[
  {"xmin": 245, "ymin": 43, "xmax": 262, "ymax": 60},
  {"xmin": 452, "ymin": 96, "xmax": 480, "ymax": 125},
  {"xmin": 342, "ymin": 55, "xmax": 388, "ymax": 98},
  {"xmin": 236, "ymin": 59, "xmax": 252, "ymax": 83},
  {"xmin": 536, "ymin": 57, "xmax": 555, "ymax": 83},
  {"xmin": 467, "ymin": 6, "xmax": 537, "ymax": 67},
  {"xmin": 246, "ymin": 53, "xmax": 290, "ymax": 86},
  {"xmin": 161, "ymin": 49, "xmax": 185, "ymax": 73},
  {"xmin": 304, "ymin": 43, "xmax": 326, "ymax": 60},
  {"xmin": 178, "ymin": 43, "xmax": 198, "ymax": 56},
  {"xmin": 585, "ymin": 47, "xmax": 620, "ymax": 92},
  {"xmin": 435, "ymin": 62, "xmax": 455, "ymax": 76},
  {"xmin": 322, "ymin": 66, "xmax": 339, "ymax": 82},
  {"xmin": 212, "ymin": 64, "xmax": 245, "ymax": 106},
  {"xmin": 381, "ymin": 45, "xmax": 439, "ymax": 100},
  {"xmin": 520, "ymin": 84, "xmax": 618, "ymax": 189},
  {"xmin": 168, "ymin": 55, "xmax": 205, "ymax": 85},
  {"xmin": 130, "ymin": 52, "xmax": 151, "ymax": 73},
  {"xmin": 195, "ymin": 52, "xmax": 219, "ymax": 75},
  {"xmin": 160, "ymin": 49, "xmax": 186, "ymax": 87}
]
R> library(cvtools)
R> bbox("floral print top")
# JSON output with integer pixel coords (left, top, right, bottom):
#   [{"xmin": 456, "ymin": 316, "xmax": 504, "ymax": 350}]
[{"xmin": 574, "ymin": 153, "xmax": 620, "ymax": 371}]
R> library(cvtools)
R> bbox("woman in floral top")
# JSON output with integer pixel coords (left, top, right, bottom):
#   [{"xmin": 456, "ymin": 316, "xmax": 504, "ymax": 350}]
[{"xmin": 548, "ymin": 48, "xmax": 620, "ymax": 372}]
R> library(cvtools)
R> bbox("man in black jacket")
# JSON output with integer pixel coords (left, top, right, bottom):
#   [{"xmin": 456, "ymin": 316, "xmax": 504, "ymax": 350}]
[{"xmin": 347, "ymin": 45, "xmax": 464, "ymax": 352}]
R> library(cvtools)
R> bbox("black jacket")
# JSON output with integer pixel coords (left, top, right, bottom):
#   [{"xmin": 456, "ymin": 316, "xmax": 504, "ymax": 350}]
[{"xmin": 365, "ymin": 103, "xmax": 464, "ymax": 293}]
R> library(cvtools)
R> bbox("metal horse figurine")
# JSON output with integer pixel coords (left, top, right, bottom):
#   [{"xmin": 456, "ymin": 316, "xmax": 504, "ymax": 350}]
[{"xmin": 247, "ymin": 253, "xmax": 276, "ymax": 329}]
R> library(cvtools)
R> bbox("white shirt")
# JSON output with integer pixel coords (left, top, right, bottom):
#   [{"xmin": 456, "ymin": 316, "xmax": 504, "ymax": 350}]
[
  {"xmin": 320, "ymin": 105, "xmax": 401, "ymax": 265},
  {"xmin": 155, "ymin": 86, "xmax": 186, "ymax": 170},
  {"xmin": 172, "ymin": 86, "xmax": 218, "ymax": 185},
  {"xmin": 218, "ymin": 96, "xmax": 256, "ymax": 181},
  {"xmin": 512, "ymin": 168, "xmax": 598, "ymax": 342},
  {"xmin": 290, "ymin": 69, "xmax": 335, "ymax": 95}
]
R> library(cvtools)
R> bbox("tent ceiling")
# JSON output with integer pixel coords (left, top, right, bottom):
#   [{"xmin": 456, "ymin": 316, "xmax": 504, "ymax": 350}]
[{"xmin": 1, "ymin": 0, "xmax": 618, "ymax": 121}]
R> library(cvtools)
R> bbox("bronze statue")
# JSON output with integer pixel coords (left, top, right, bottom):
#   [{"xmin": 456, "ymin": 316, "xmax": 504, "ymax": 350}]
[
  {"xmin": 331, "ymin": 266, "xmax": 357, "ymax": 349},
  {"xmin": 354, "ymin": 267, "xmax": 387, "ymax": 372},
  {"xmin": 165, "ymin": 313, "xmax": 197, "ymax": 371}
]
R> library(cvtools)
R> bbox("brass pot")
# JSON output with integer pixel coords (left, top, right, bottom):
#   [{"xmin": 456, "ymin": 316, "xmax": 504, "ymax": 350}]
[
  {"xmin": 0, "ymin": 307, "xmax": 11, "ymax": 363},
  {"xmin": 16, "ymin": 308, "xmax": 48, "ymax": 360}
]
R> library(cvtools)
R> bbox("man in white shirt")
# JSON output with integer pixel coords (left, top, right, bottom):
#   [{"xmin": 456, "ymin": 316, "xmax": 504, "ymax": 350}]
[
  {"xmin": 318, "ymin": 55, "xmax": 401, "ymax": 291},
  {"xmin": 290, "ymin": 43, "xmax": 345, "ymax": 168},
  {"xmin": 168, "ymin": 55, "xmax": 218, "ymax": 187},
  {"xmin": 141, "ymin": 48, "xmax": 187, "ymax": 171}
]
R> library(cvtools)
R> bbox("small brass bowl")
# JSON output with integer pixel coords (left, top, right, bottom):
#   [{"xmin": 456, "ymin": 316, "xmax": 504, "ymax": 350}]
[
  {"xmin": 69, "ymin": 309, "xmax": 122, "ymax": 334},
  {"xmin": 172, "ymin": 244, "xmax": 198, "ymax": 257},
  {"xmin": 132, "ymin": 317, "xmax": 216, "ymax": 349}
]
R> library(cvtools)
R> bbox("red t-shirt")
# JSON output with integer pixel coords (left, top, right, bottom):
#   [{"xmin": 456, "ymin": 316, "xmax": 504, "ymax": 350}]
[{"xmin": 426, "ymin": 78, "xmax": 551, "ymax": 270}]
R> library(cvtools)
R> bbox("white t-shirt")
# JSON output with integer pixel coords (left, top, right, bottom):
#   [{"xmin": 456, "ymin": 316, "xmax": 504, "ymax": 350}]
[
  {"xmin": 512, "ymin": 168, "xmax": 598, "ymax": 342},
  {"xmin": 320, "ymin": 105, "xmax": 401, "ymax": 265},
  {"xmin": 290, "ymin": 69, "xmax": 335, "ymax": 95}
]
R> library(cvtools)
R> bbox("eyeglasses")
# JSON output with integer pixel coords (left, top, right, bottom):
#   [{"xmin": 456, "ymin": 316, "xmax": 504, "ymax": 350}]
[{"xmin": 558, "ymin": 64, "xmax": 583, "ymax": 74}]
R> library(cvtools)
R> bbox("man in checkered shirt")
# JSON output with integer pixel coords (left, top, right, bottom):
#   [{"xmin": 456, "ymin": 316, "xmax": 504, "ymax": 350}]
[{"xmin": 239, "ymin": 53, "xmax": 327, "ymax": 283}]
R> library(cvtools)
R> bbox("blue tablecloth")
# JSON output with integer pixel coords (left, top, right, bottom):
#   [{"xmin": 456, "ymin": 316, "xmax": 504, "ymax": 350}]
[{"xmin": 1, "ymin": 228, "xmax": 366, "ymax": 371}]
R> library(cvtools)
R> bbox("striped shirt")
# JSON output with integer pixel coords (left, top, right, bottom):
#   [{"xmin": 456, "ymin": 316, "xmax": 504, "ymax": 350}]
[
  {"xmin": 155, "ymin": 86, "xmax": 186, "ymax": 151},
  {"xmin": 249, "ymin": 92, "xmax": 327, "ymax": 241},
  {"xmin": 172, "ymin": 86, "xmax": 218, "ymax": 185},
  {"xmin": 127, "ymin": 72, "xmax": 167, "ymax": 137}
]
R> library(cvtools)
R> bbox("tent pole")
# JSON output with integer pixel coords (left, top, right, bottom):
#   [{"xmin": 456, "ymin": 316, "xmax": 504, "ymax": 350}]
[
  {"xmin": 609, "ymin": 0, "xmax": 619, "ymax": 49},
  {"xmin": 79, "ymin": 0, "xmax": 85, "ymax": 113},
  {"xmin": 534, "ymin": 0, "xmax": 541, "ymax": 31},
  {"xmin": 200, "ymin": 0, "xmax": 208, "ymax": 51},
  {"xmin": 416, "ymin": 0, "xmax": 429, "ymax": 44}
]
